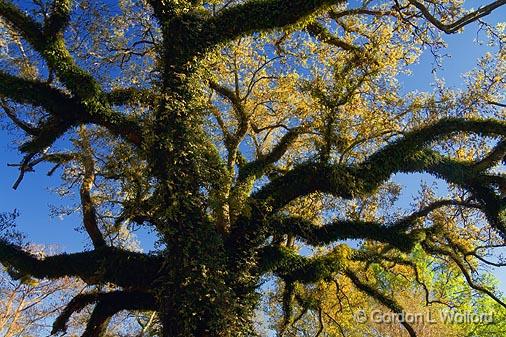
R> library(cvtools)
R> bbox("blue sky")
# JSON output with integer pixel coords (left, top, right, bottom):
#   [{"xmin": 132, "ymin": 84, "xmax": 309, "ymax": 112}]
[{"xmin": 0, "ymin": 2, "xmax": 505, "ymax": 296}]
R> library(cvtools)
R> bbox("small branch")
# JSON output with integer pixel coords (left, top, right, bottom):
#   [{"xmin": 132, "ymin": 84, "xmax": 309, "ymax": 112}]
[
  {"xmin": 487, "ymin": 100, "xmax": 506, "ymax": 108},
  {"xmin": 11, "ymin": 153, "xmax": 37, "ymax": 190},
  {"xmin": 460, "ymin": 244, "xmax": 506, "ymax": 267},
  {"xmin": 259, "ymin": 246, "xmax": 347, "ymax": 283},
  {"xmin": 238, "ymin": 126, "xmax": 306, "ymax": 182},
  {"xmin": 345, "ymin": 268, "xmax": 417, "ymax": 337},
  {"xmin": 408, "ymin": 0, "xmax": 506, "ymax": 34},
  {"xmin": 268, "ymin": 216, "xmax": 420, "ymax": 252},
  {"xmin": 208, "ymin": 104, "xmax": 232, "ymax": 142},
  {"xmin": 306, "ymin": 22, "xmax": 362, "ymax": 52},
  {"xmin": 0, "ymin": 100, "xmax": 38, "ymax": 135},
  {"xmin": 351, "ymin": 252, "xmax": 451, "ymax": 307},
  {"xmin": 391, "ymin": 199, "xmax": 482, "ymax": 231},
  {"xmin": 329, "ymin": 8, "xmax": 395, "ymax": 21},
  {"xmin": 209, "ymin": 79, "xmax": 249, "ymax": 165},
  {"xmin": 423, "ymin": 242, "xmax": 506, "ymax": 309},
  {"xmin": 209, "ymin": 80, "xmax": 246, "ymax": 121},
  {"xmin": 8, "ymin": 152, "xmax": 76, "ymax": 189}
]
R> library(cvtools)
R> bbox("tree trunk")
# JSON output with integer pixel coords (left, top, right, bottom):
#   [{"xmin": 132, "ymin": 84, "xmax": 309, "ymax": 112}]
[
  {"xmin": 156, "ymin": 242, "xmax": 257, "ymax": 337},
  {"xmin": 147, "ymin": 58, "xmax": 257, "ymax": 337}
]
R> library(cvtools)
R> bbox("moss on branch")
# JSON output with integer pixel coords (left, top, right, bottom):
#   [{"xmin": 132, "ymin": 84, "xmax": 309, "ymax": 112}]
[
  {"xmin": 0, "ymin": 0, "xmax": 44, "ymax": 47},
  {"xmin": 357, "ymin": 118, "xmax": 506, "ymax": 190},
  {"xmin": 43, "ymin": 0, "xmax": 72, "ymax": 36},
  {"xmin": 254, "ymin": 118, "xmax": 506, "ymax": 215},
  {"xmin": 0, "ymin": 240, "xmax": 161, "ymax": 288},
  {"xmin": 259, "ymin": 245, "xmax": 348, "ymax": 283},
  {"xmin": 0, "ymin": 71, "xmax": 76, "ymax": 113},
  {"xmin": 269, "ymin": 216, "xmax": 421, "ymax": 251},
  {"xmin": 52, "ymin": 290, "xmax": 157, "ymax": 335},
  {"xmin": 202, "ymin": 0, "xmax": 344, "ymax": 48},
  {"xmin": 106, "ymin": 87, "xmax": 157, "ymax": 106},
  {"xmin": 0, "ymin": 71, "xmax": 143, "ymax": 152}
]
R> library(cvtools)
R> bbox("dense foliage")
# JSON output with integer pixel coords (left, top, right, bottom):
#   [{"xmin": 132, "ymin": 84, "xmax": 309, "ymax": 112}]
[{"xmin": 0, "ymin": 0, "xmax": 505, "ymax": 336}]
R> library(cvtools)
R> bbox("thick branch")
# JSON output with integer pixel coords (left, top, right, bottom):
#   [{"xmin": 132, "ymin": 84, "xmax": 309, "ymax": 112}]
[
  {"xmin": 231, "ymin": 118, "xmax": 506, "ymax": 260},
  {"xmin": 264, "ymin": 199, "xmax": 474, "ymax": 252},
  {"xmin": 201, "ymin": 0, "xmax": 346, "ymax": 50},
  {"xmin": 81, "ymin": 302, "xmax": 111, "ymax": 337},
  {"xmin": 0, "ymin": 240, "xmax": 161, "ymax": 288},
  {"xmin": 0, "ymin": 0, "xmax": 98, "ymax": 98},
  {"xmin": 0, "ymin": 72, "xmax": 143, "ymax": 152},
  {"xmin": 105, "ymin": 87, "xmax": 156, "ymax": 106},
  {"xmin": 79, "ymin": 129, "xmax": 106, "ymax": 248},
  {"xmin": 0, "ymin": 72, "xmax": 82, "ymax": 152},
  {"xmin": 52, "ymin": 291, "xmax": 157, "ymax": 335},
  {"xmin": 268, "ymin": 216, "xmax": 422, "ymax": 251},
  {"xmin": 0, "ymin": 0, "xmax": 44, "ymax": 46},
  {"xmin": 19, "ymin": 116, "xmax": 74, "ymax": 153},
  {"xmin": 1, "ymin": 1, "xmax": 143, "ymax": 150},
  {"xmin": 252, "ymin": 161, "xmax": 355, "ymax": 212},
  {"xmin": 254, "ymin": 118, "xmax": 506, "ymax": 213},
  {"xmin": 147, "ymin": 0, "xmax": 177, "ymax": 21},
  {"xmin": 44, "ymin": 0, "xmax": 72, "ymax": 36},
  {"xmin": 0, "ymin": 71, "xmax": 76, "ymax": 113},
  {"xmin": 357, "ymin": 118, "xmax": 506, "ymax": 187},
  {"xmin": 473, "ymin": 140, "xmax": 506, "ymax": 171},
  {"xmin": 258, "ymin": 246, "xmax": 346, "ymax": 283}
]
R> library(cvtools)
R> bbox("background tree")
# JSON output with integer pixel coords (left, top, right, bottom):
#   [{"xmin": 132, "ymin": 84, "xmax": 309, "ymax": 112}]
[
  {"xmin": 0, "ymin": 0, "xmax": 505, "ymax": 336},
  {"xmin": 265, "ymin": 233, "xmax": 506, "ymax": 336},
  {"xmin": 0, "ymin": 213, "xmax": 153, "ymax": 337},
  {"xmin": 1, "ymin": 261, "xmax": 79, "ymax": 337}
]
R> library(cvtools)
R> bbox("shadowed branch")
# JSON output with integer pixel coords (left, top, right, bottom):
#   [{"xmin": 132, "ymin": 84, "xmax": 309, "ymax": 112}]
[
  {"xmin": 0, "ymin": 240, "xmax": 161, "ymax": 288},
  {"xmin": 52, "ymin": 290, "xmax": 157, "ymax": 336}
]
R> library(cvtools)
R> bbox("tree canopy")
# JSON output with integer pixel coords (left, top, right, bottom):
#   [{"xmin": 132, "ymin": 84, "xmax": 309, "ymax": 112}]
[{"xmin": 0, "ymin": 0, "xmax": 505, "ymax": 336}]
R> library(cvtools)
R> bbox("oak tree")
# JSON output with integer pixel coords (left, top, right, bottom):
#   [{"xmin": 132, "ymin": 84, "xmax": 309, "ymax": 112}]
[{"xmin": 0, "ymin": 0, "xmax": 505, "ymax": 336}]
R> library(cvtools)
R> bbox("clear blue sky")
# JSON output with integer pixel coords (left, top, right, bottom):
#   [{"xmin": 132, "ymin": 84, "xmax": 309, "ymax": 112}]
[{"xmin": 0, "ymin": 3, "xmax": 504, "ymax": 293}]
